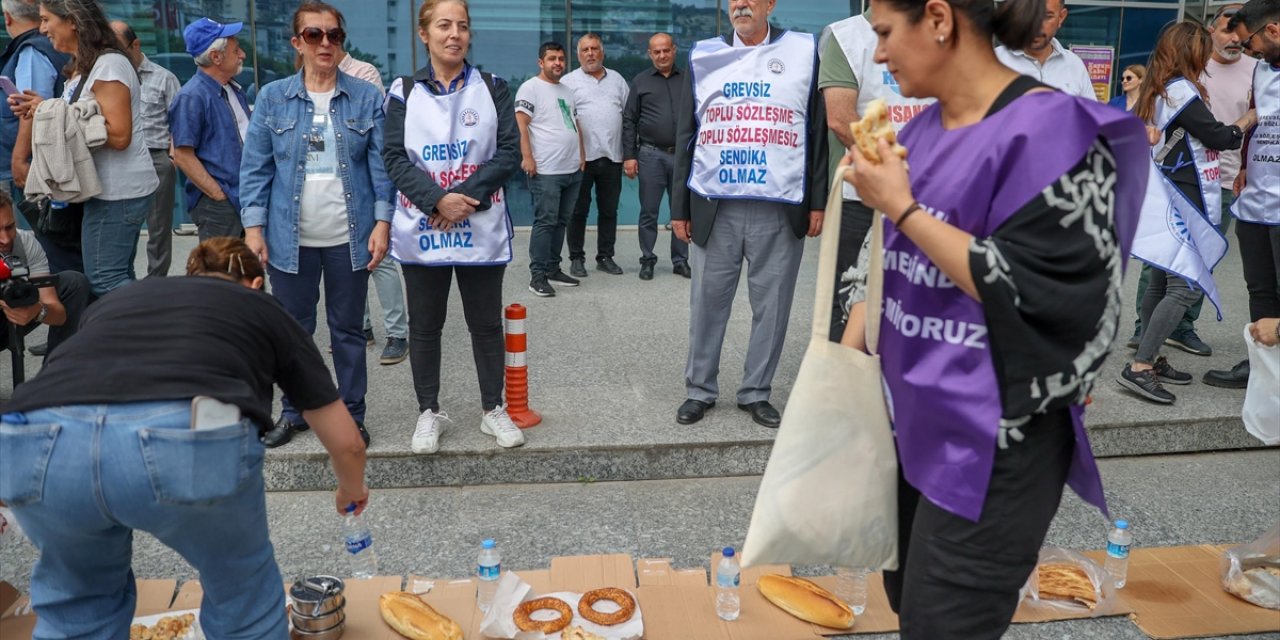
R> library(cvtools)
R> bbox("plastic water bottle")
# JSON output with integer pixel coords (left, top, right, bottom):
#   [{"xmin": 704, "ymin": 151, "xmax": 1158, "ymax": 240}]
[
  {"xmin": 342, "ymin": 504, "xmax": 378, "ymax": 579},
  {"xmin": 716, "ymin": 547, "xmax": 741, "ymax": 621},
  {"xmin": 835, "ymin": 567, "xmax": 867, "ymax": 615},
  {"xmin": 1105, "ymin": 519, "xmax": 1133, "ymax": 588},
  {"xmin": 476, "ymin": 539, "xmax": 502, "ymax": 612}
]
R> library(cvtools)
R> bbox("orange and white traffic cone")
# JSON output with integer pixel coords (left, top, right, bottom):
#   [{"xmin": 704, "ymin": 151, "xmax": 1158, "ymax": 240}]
[{"xmin": 504, "ymin": 304, "xmax": 541, "ymax": 428}]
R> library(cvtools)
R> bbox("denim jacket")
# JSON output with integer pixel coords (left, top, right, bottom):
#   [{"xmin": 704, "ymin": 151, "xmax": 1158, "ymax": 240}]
[{"xmin": 239, "ymin": 71, "xmax": 393, "ymax": 273}]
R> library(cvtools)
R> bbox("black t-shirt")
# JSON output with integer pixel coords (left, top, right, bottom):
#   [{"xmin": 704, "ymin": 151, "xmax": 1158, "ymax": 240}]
[{"xmin": 2, "ymin": 277, "xmax": 340, "ymax": 431}]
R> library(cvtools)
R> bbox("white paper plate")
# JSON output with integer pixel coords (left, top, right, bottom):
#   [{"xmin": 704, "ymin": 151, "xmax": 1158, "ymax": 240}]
[{"xmin": 130, "ymin": 608, "xmax": 204, "ymax": 640}]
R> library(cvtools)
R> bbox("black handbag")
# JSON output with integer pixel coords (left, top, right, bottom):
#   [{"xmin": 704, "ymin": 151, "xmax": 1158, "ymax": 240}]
[{"xmin": 17, "ymin": 196, "xmax": 83, "ymax": 251}]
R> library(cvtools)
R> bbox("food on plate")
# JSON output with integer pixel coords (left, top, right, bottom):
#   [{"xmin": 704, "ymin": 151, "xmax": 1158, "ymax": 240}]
[
  {"xmin": 128, "ymin": 613, "xmax": 197, "ymax": 640},
  {"xmin": 377, "ymin": 591, "xmax": 463, "ymax": 640},
  {"xmin": 561, "ymin": 626, "xmax": 605, "ymax": 640},
  {"xmin": 1036, "ymin": 563, "xmax": 1099, "ymax": 610},
  {"xmin": 757, "ymin": 574, "xmax": 855, "ymax": 630},
  {"xmin": 848, "ymin": 98, "xmax": 909, "ymax": 165},
  {"xmin": 514, "ymin": 596, "xmax": 574, "ymax": 634},
  {"xmin": 577, "ymin": 587, "xmax": 637, "ymax": 626}
]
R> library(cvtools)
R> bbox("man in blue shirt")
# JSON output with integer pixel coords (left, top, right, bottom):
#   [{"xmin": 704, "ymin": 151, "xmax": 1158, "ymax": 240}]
[
  {"xmin": 168, "ymin": 17, "xmax": 249, "ymax": 240},
  {"xmin": 1, "ymin": 0, "xmax": 68, "ymax": 208}
]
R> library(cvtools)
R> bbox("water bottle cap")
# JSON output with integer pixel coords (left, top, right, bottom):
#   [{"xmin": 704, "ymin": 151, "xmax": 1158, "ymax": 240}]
[
  {"xmin": 1115, "ymin": 519, "xmax": 1129, "ymax": 529},
  {"xmin": 482, "ymin": 539, "xmax": 496, "ymax": 549},
  {"xmin": 344, "ymin": 503, "xmax": 356, "ymax": 514},
  {"xmin": 722, "ymin": 547, "xmax": 735, "ymax": 557}
]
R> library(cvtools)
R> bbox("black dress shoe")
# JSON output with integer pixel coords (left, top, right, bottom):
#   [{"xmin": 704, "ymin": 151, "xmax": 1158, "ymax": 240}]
[
  {"xmin": 738, "ymin": 401, "xmax": 782, "ymax": 428},
  {"xmin": 1203, "ymin": 359, "xmax": 1250, "ymax": 389},
  {"xmin": 597, "ymin": 257, "xmax": 623, "ymax": 275},
  {"xmin": 356, "ymin": 421, "xmax": 371, "ymax": 447},
  {"xmin": 262, "ymin": 416, "xmax": 306, "ymax": 448},
  {"xmin": 639, "ymin": 264, "xmax": 655, "ymax": 281},
  {"xmin": 673, "ymin": 263, "xmax": 692, "ymax": 279},
  {"xmin": 676, "ymin": 399, "xmax": 714, "ymax": 424}
]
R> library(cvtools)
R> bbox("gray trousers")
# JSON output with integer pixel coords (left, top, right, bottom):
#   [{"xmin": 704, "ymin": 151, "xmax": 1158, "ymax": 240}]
[
  {"xmin": 685, "ymin": 200, "xmax": 804, "ymax": 404},
  {"xmin": 363, "ymin": 257, "xmax": 408, "ymax": 339},
  {"xmin": 1136, "ymin": 268, "xmax": 1201, "ymax": 364},
  {"xmin": 637, "ymin": 145, "xmax": 689, "ymax": 267},
  {"xmin": 146, "ymin": 148, "xmax": 177, "ymax": 277},
  {"xmin": 190, "ymin": 195, "xmax": 243, "ymax": 241}
]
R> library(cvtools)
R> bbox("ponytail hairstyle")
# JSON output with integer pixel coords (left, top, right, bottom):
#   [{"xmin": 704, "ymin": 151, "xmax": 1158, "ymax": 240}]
[
  {"xmin": 1134, "ymin": 21, "xmax": 1211, "ymax": 123},
  {"xmin": 186, "ymin": 237, "xmax": 265, "ymax": 282},
  {"xmin": 875, "ymin": 0, "xmax": 1045, "ymax": 51}
]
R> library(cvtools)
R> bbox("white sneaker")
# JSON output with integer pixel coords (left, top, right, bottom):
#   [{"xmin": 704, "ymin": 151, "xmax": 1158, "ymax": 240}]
[
  {"xmin": 480, "ymin": 405, "xmax": 525, "ymax": 448},
  {"xmin": 411, "ymin": 409, "xmax": 449, "ymax": 454}
]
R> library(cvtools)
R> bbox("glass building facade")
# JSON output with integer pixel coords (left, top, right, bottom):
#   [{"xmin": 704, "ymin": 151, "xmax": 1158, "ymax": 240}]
[{"xmin": 1, "ymin": 0, "xmax": 1239, "ymax": 225}]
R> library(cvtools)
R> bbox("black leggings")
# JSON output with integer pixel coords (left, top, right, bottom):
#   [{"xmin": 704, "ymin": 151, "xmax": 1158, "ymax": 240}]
[
  {"xmin": 1236, "ymin": 220, "xmax": 1280, "ymax": 322},
  {"xmin": 884, "ymin": 410, "xmax": 1074, "ymax": 640},
  {"xmin": 402, "ymin": 264, "xmax": 506, "ymax": 413}
]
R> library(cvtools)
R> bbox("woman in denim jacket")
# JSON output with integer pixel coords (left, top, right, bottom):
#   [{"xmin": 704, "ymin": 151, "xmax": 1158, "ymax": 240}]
[{"xmin": 240, "ymin": 0, "xmax": 393, "ymax": 448}]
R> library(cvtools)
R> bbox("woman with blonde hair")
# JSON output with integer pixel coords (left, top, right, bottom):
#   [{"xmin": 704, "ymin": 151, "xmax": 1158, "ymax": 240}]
[
  {"xmin": 1109, "ymin": 63, "xmax": 1145, "ymax": 112},
  {"xmin": 2, "ymin": 237, "xmax": 368, "ymax": 638},
  {"xmin": 1120, "ymin": 21, "xmax": 1255, "ymax": 404},
  {"xmin": 383, "ymin": 0, "xmax": 524, "ymax": 453}
]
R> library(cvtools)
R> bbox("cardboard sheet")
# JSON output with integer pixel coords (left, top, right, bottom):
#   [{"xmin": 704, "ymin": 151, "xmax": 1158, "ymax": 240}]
[
  {"xmin": 807, "ymin": 574, "xmax": 899, "ymax": 635},
  {"xmin": 1122, "ymin": 545, "xmax": 1280, "ymax": 639},
  {"xmin": 0, "ymin": 579, "xmax": 176, "ymax": 640}
]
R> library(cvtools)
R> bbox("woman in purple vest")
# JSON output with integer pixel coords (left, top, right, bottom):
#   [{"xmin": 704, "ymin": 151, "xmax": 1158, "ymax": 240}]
[{"xmin": 835, "ymin": 0, "xmax": 1151, "ymax": 636}]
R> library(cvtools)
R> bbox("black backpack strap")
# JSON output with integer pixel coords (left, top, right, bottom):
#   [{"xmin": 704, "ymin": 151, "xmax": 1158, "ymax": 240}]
[
  {"xmin": 985, "ymin": 75, "xmax": 1055, "ymax": 118},
  {"xmin": 69, "ymin": 48, "xmax": 130, "ymax": 103},
  {"xmin": 479, "ymin": 70, "xmax": 497, "ymax": 98},
  {"xmin": 397, "ymin": 75, "xmax": 414, "ymax": 102}
]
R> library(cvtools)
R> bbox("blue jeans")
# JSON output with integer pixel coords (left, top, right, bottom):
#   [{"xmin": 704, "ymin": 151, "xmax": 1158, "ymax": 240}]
[
  {"xmin": 82, "ymin": 195, "xmax": 149, "ymax": 296},
  {"xmin": 269, "ymin": 245, "xmax": 370, "ymax": 423},
  {"xmin": 0, "ymin": 401, "xmax": 287, "ymax": 640},
  {"xmin": 527, "ymin": 171, "xmax": 582, "ymax": 276}
]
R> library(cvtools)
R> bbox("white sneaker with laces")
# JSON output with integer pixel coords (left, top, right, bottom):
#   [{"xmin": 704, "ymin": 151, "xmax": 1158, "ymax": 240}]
[
  {"xmin": 480, "ymin": 405, "xmax": 525, "ymax": 448},
  {"xmin": 411, "ymin": 409, "xmax": 449, "ymax": 454}
]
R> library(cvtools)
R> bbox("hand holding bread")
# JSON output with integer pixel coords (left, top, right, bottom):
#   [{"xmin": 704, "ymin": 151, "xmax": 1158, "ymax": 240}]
[{"xmin": 841, "ymin": 98, "xmax": 915, "ymax": 217}]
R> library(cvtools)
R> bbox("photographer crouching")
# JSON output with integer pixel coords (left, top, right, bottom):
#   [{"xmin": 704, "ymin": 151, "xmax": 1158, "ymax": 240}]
[{"xmin": 0, "ymin": 189, "xmax": 88, "ymax": 378}]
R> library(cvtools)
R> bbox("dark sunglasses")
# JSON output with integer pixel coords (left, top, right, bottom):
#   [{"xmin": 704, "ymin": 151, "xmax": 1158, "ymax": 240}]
[
  {"xmin": 297, "ymin": 27, "xmax": 346, "ymax": 46},
  {"xmin": 1122, "ymin": 74, "xmax": 1136, "ymax": 81},
  {"xmin": 1241, "ymin": 22, "xmax": 1275, "ymax": 57}
]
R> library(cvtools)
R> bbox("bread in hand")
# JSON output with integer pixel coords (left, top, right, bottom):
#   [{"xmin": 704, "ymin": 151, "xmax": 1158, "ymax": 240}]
[{"xmin": 849, "ymin": 98, "xmax": 908, "ymax": 164}]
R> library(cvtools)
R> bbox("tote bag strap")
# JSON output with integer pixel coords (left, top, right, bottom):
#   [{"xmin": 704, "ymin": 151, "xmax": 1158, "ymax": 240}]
[{"xmin": 812, "ymin": 165, "xmax": 885, "ymax": 354}]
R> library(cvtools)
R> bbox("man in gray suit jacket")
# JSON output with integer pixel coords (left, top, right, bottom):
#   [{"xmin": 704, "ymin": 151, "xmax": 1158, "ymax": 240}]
[{"xmin": 672, "ymin": 0, "xmax": 828, "ymax": 428}]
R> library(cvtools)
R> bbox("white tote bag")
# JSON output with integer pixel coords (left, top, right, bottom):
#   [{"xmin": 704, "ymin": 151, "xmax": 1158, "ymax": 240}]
[
  {"xmin": 740, "ymin": 165, "xmax": 899, "ymax": 571},
  {"xmin": 1243, "ymin": 323, "xmax": 1280, "ymax": 446}
]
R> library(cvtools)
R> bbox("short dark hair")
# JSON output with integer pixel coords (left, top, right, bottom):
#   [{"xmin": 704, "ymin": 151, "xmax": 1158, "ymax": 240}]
[
  {"xmin": 1230, "ymin": 0, "xmax": 1280, "ymax": 30},
  {"xmin": 0, "ymin": 188, "xmax": 11, "ymax": 212},
  {"xmin": 116, "ymin": 21, "xmax": 138, "ymax": 46},
  {"xmin": 876, "ymin": 0, "xmax": 1045, "ymax": 51},
  {"xmin": 538, "ymin": 41, "xmax": 565, "ymax": 59}
]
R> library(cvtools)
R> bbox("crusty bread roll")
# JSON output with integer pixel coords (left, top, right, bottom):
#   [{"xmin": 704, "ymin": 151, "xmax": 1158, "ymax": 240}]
[
  {"xmin": 1036, "ymin": 563, "xmax": 1099, "ymax": 610},
  {"xmin": 757, "ymin": 574, "xmax": 855, "ymax": 630},
  {"xmin": 378, "ymin": 592, "xmax": 463, "ymax": 640},
  {"xmin": 849, "ymin": 98, "xmax": 908, "ymax": 164}
]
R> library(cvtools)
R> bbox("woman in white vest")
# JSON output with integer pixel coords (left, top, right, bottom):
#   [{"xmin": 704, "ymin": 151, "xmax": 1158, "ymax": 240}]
[
  {"xmin": 1122, "ymin": 21, "xmax": 1253, "ymax": 404},
  {"xmin": 383, "ymin": 0, "xmax": 523, "ymax": 453}
]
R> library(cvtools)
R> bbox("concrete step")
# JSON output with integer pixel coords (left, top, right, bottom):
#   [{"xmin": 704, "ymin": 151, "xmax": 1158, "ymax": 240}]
[{"xmin": 7, "ymin": 232, "xmax": 1271, "ymax": 493}]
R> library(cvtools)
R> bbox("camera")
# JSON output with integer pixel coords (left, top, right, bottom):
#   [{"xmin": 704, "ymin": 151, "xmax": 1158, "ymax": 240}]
[{"xmin": 0, "ymin": 255, "xmax": 57, "ymax": 308}]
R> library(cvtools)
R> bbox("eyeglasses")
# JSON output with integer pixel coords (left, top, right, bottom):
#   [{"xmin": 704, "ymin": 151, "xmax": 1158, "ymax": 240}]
[
  {"xmin": 1240, "ymin": 21, "xmax": 1275, "ymax": 57},
  {"xmin": 1122, "ymin": 75, "xmax": 1136, "ymax": 81},
  {"xmin": 297, "ymin": 27, "xmax": 346, "ymax": 46}
]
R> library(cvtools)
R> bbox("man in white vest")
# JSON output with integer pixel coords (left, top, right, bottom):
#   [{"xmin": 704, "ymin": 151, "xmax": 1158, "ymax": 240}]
[
  {"xmin": 994, "ymin": 0, "xmax": 1095, "ymax": 100},
  {"xmin": 819, "ymin": 13, "xmax": 933, "ymax": 341},
  {"xmin": 672, "ymin": 0, "xmax": 828, "ymax": 428},
  {"xmin": 1206, "ymin": 0, "xmax": 1280, "ymax": 388}
]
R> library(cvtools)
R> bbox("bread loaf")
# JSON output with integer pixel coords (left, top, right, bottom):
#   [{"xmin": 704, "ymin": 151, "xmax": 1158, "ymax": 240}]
[
  {"xmin": 378, "ymin": 592, "xmax": 463, "ymax": 640},
  {"xmin": 757, "ymin": 574, "xmax": 855, "ymax": 630}
]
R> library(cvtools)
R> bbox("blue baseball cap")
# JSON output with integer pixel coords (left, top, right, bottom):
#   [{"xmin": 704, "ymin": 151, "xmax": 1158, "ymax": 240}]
[{"xmin": 183, "ymin": 18, "xmax": 243, "ymax": 58}]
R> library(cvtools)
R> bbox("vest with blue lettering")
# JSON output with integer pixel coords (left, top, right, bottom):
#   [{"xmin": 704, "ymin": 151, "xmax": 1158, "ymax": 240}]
[
  {"xmin": 687, "ymin": 30, "xmax": 814, "ymax": 205},
  {"xmin": 389, "ymin": 68, "xmax": 513, "ymax": 266},
  {"xmin": 1155, "ymin": 78, "xmax": 1224, "ymax": 219},
  {"xmin": 1231, "ymin": 63, "xmax": 1280, "ymax": 225}
]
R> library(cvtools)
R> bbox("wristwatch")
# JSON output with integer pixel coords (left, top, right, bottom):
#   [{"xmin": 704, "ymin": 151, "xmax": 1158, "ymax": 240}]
[{"xmin": 35, "ymin": 303, "xmax": 48, "ymax": 324}]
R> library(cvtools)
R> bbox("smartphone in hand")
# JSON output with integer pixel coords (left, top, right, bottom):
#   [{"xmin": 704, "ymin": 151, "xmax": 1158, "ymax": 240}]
[{"xmin": 0, "ymin": 76, "xmax": 19, "ymax": 97}]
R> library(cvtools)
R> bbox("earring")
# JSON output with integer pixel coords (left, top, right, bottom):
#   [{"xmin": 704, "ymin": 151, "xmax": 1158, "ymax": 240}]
[{"xmin": 936, "ymin": 35, "xmax": 945, "ymax": 43}]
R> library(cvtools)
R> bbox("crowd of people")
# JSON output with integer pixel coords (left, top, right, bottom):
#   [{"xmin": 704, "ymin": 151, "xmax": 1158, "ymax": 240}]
[{"xmin": 0, "ymin": 0, "xmax": 1277, "ymax": 636}]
